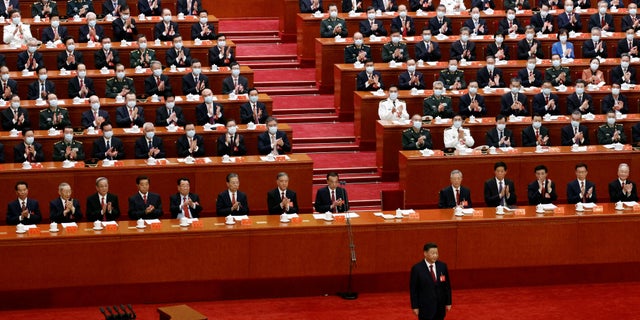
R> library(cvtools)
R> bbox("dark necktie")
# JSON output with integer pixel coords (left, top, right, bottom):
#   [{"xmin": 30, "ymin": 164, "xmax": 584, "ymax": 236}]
[{"xmin": 429, "ymin": 264, "xmax": 436, "ymax": 282}]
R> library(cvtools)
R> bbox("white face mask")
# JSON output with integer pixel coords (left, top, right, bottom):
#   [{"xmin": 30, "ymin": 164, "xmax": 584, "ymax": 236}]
[
  {"xmin": 565, "ymin": 6, "xmax": 573, "ymax": 13},
  {"xmin": 627, "ymin": 34, "xmax": 635, "ymax": 41},
  {"xmin": 103, "ymin": 130, "xmax": 113, "ymax": 139},
  {"xmin": 540, "ymin": 11, "xmax": 548, "ymax": 18},
  {"xmin": 231, "ymin": 69, "xmax": 240, "ymax": 77},
  {"xmin": 527, "ymin": 63, "xmax": 536, "ymax": 70},
  {"xmin": 330, "ymin": 11, "xmax": 338, "ymax": 18},
  {"xmin": 630, "ymin": 8, "xmax": 638, "ymax": 15},
  {"xmin": 525, "ymin": 33, "xmax": 534, "ymax": 41},
  {"xmin": 622, "ymin": 61, "xmax": 630, "ymax": 69},
  {"xmin": 472, "ymin": 13, "xmax": 480, "ymax": 20},
  {"xmin": 139, "ymin": 42, "xmax": 147, "ymax": 50},
  {"xmin": 612, "ymin": 88, "xmax": 620, "ymax": 95},
  {"xmin": 1, "ymin": 74, "xmax": 8, "ymax": 81},
  {"xmin": 11, "ymin": 102, "xmax": 19, "ymax": 110},
  {"xmin": 91, "ymin": 103, "xmax": 100, "ymax": 111},
  {"xmin": 496, "ymin": 123, "xmax": 506, "ymax": 131},
  {"xmin": 389, "ymin": 92, "xmax": 398, "ymax": 100},
  {"xmin": 153, "ymin": 69, "xmax": 162, "ymax": 77},
  {"xmin": 354, "ymin": 39, "xmax": 363, "ymax": 46},
  {"xmin": 48, "ymin": 100, "xmax": 58, "ymax": 107},
  {"xmin": 25, "ymin": 137, "xmax": 34, "ymax": 145},
  {"xmin": 591, "ymin": 35, "xmax": 600, "ymax": 43},
  {"xmin": 163, "ymin": 15, "xmax": 172, "ymax": 22},
  {"xmin": 599, "ymin": 7, "xmax": 607, "ymax": 14},
  {"xmin": 116, "ymin": 71, "xmax": 125, "ymax": 79},
  {"xmin": 449, "ymin": 65, "xmax": 457, "ymax": 72},
  {"xmin": 436, "ymin": 11, "xmax": 445, "ymax": 18},
  {"xmin": 200, "ymin": 17, "xmax": 208, "ymax": 24},
  {"xmin": 559, "ymin": 35, "xmax": 567, "ymax": 43},
  {"xmin": 78, "ymin": 71, "xmax": 86, "ymax": 78},
  {"xmin": 192, "ymin": 68, "xmax": 202, "ymax": 75},
  {"xmin": 146, "ymin": 131, "xmax": 155, "ymax": 139},
  {"xmin": 542, "ymin": 88, "xmax": 551, "ymax": 95},
  {"xmin": 399, "ymin": 11, "xmax": 407, "ymax": 18},
  {"xmin": 507, "ymin": 14, "xmax": 515, "ymax": 20},
  {"xmin": 367, "ymin": 13, "xmax": 376, "ymax": 20},
  {"xmin": 103, "ymin": 43, "xmax": 112, "ymax": 50},
  {"xmin": 434, "ymin": 89, "xmax": 443, "ymax": 96},
  {"xmin": 407, "ymin": 65, "xmax": 416, "ymax": 73},
  {"xmin": 511, "ymin": 87, "xmax": 520, "ymax": 94},
  {"xmin": 468, "ymin": 87, "xmax": 478, "ymax": 94},
  {"xmin": 365, "ymin": 66, "xmax": 374, "ymax": 73},
  {"xmin": 51, "ymin": 20, "xmax": 60, "ymax": 28},
  {"xmin": 590, "ymin": 63, "xmax": 599, "ymax": 71},
  {"xmin": 571, "ymin": 120, "xmax": 580, "ymax": 128},
  {"xmin": 391, "ymin": 36, "xmax": 401, "ymax": 44},
  {"xmin": 552, "ymin": 60, "xmax": 560, "ymax": 67},
  {"xmin": 575, "ymin": 87, "xmax": 585, "ymax": 95},
  {"xmin": 64, "ymin": 133, "xmax": 73, "ymax": 142},
  {"xmin": 67, "ymin": 44, "xmax": 75, "ymax": 52},
  {"xmin": 204, "ymin": 96, "xmax": 213, "ymax": 104},
  {"xmin": 186, "ymin": 130, "xmax": 196, "ymax": 138},
  {"xmin": 607, "ymin": 117, "xmax": 616, "ymax": 125},
  {"xmin": 88, "ymin": 20, "xmax": 97, "ymax": 27},
  {"xmin": 165, "ymin": 102, "xmax": 175, "ymax": 109},
  {"xmin": 495, "ymin": 37, "xmax": 503, "ymax": 44},
  {"xmin": 28, "ymin": 46, "xmax": 37, "ymax": 53},
  {"xmin": 423, "ymin": 35, "xmax": 431, "ymax": 42},
  {"xmin": 218, "ymin": 40, "xmax": 226, "ymax": 47},
  {"xmin": 532, "ymin": 121, "xmax": 542, "ymax": 129},
  {"xmin": 486, "ymin": 64, "xmax": 495, "ymax": 72},
  {"xmin": 268, "ymin": 126, "xmax": 278, "ymax": 134},
  {"xmin": 460, "ymin": 35, "xmax": 469, "ymax": 42},
  {"xmin": 121, "ymin": 14, "xmax": 130, "ymax": 20},
  {"xmin": 453, "ymin": 120, "xmax": 462, "ymax": 128},
  {"xmin": 249, "ymin": 95, "xmax": 259, "ymax": 103},
  {"xmin": 127, "ymin": 101, "xmax": 136, "ymax": 108},
  {"xmin": 228, "ymin": 126, "xmax": 237, "ymax": 135},
  {"xmin": 12, "ymin": 17, "xmax": 20, "ymax": 25},
  {"xmin": 174, "ymin": 42, "xmax": 183, "ymax": 50}
]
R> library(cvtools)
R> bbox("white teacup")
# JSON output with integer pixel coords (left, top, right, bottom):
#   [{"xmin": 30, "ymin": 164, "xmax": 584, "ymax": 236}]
[
  {"xmin": 22, "ymin": 69, "xmax": 30, "ymax": 75},
  {"xmin": 136, "ymin": 219, "xmax": 145, "ymax": 228},
  {"xmin": 49, "ymin": 222, "xmax": 58, "ymax": 231},
  {"xmin": 614, "ymin": 144, "xmax": 624, "ymax": 151},
  {"xmin": 179, "ymin": 217, "xmax": 189, "ymax": 225},
  {"xmin": 16, "ymin": 224, "xmax": 25, "ymax": 233},
  {"xmin": 151, "ymin": 94, "xmax": 159, "ymax": 102},
  {"xmin": 325, "ymin": 212, "xmax": 333, "ymax": 220},
  {"xmin": 147, "ymin": 157, "xmax": 157, "ymax": 165},
  {"xmin": 536, "ymin": 204, "xmax": 544, "ymax": 213},
  {"xmin": 170, "ymin": 65, "xmax": 177, "ymax": 72},
  {"xmin": 395, "ymin": 208, "xmax": 404, "ymax": 218},
  {"xmin": 115, "ymin": 95, "xmax": 124, "ymax": 103},
  {"xmin": 184, "ymin": 156, "xmax": 195, "ymax": 164},
  {"xmin": 194, "ymin": 38, "xmax": 202, "ymax": 45},
  {"xmin": 454, "ymin": 206, "xmax": 464, "ymax": 216},
  {"xmin": 222, "ymin": 154, "xmax": 230, "ymax": 162},
  {"xmin": 280, "ymin": 213, "xmax": 290, "ymax": 223},
  {"xmin": 94, "ymin": 220, "xmax": 102, "ymax": 229},
  {"xmin": 576, "ymin": 202, "xmax": 584, "ymax": 211},
  {"xmin": 615, "ymin": 201, "xmax": 624, "ymax": 210},
  {"xmin": 154, "ymin": 39, "xmax": 161, "ymax": 45},
  {"xmin": 211, "ymin": 64, "xmax": 219, "ymax": 71},
  {"xmin": 225, "ymin": 215, "xmax": 235, "ymax": 224},
  {"xmin": 87, "ymin": 126, "xmax": 96, "ymax": 134},
  {"xmin": 496, "ymin": 205, "xmax": 504, "ymax": 215}
]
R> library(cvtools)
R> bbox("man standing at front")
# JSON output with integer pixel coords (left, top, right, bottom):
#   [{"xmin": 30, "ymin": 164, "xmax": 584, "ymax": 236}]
[{"xmin": 410, "ymin": 242, "xmax": 452, "ymax": 320}]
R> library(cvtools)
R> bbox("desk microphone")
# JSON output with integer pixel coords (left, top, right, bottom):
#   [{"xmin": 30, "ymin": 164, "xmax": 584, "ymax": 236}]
[{"xmin": 337, "ymin": 179, "xmax": 358, "ymax": 300}]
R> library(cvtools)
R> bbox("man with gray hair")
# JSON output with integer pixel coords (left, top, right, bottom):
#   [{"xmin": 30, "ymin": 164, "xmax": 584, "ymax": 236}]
[
  {"xmin": 86, "ymin": 177, "xmax": 121, "ymax": 221},
  {"xmin": 49, "ymin": 182, "xmax": 83, "ymax": 223},
  {"xmin": 78, "ymin": 11, "xmax": 105, "ymax": 42},
  {"xmin": 144, "ymin": 60, "xmax": 172, "ymax": 97},
  {"xmin": 423, "ymin": 81, "xmax": 454, "ymax": 119},
  {"xmin": 134, "ymin": 122, "xmax": 166, "ymax": 158},
  {"xmin": 438, "ymin": 170, "xmax": 472, "ymax": 208},
  {"xmin": 267, "ymin": 172, "xmax": 299, "ymax": 214},
  {"xmin": 609, "ymin": 163, "xmax": 638, "ymax": 202}
]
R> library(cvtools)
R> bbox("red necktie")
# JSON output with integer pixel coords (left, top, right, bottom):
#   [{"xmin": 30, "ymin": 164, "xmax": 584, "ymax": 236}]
[
  {"xmin": 331, "ymin": 190, "xmax": 336, "ymax": 203},
  {"xmin": 183, "ymin": 196, "xmax": 191, "ymax": 218},
  {"xmin": 455, "ymin": 188, "xmax": 460, "ymax": 205},
  {"xmin": 156, "ymin": 77, "xmax": 161, "ymax": 86},
  {"xmin": 581, "ymin": 181, "xmax": 586, "ymax": 202},
  {"xmin": 509, "ymin": 20, "xmax": 513, "ymax": 28},
  {"xmin": 143, "ymin": 194, "xmax": 147, "ymax": 205},
  {"xmin": 21, "ymin": 201, "xmax": 26, "ymax": 212},
  {"xmin": 231, "ymin": 192, "xmax": 236, "ymax": 204},
  {"xmin": 545, "ymin": 95, "xmax": 549, "ymax": 104},
  {"xmin": 402, "ymin": 19, "xmax": 407, "ymax": 37},
  {"xmin": 429, "ymin": 264, "xmax": 437, "ymax": 282},
  {"xmin": 90, "ymin": 27, "xmax": 96, "ymax": 42},
  {"xmin": 101, "ymin": 196, "xmax": 106, "ymax": 221},
  {"xmin": 601, "ymin": 16, "xmax": 605, "ymax": 27}
]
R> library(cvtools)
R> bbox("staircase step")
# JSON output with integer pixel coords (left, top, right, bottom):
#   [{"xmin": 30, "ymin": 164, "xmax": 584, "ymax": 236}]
[
  {"xmin": 256, "ymin": 86, "xmax": 320, "ymax": 95},
  {"xmin": 276, "ymin": 114, "xmax": 339, "ymax": 123},
  {"xmin": 313, "ymin": 166, "xmax": 378, "ymax": 175},
  {"xmin": 255, "ymin": 80, "xmax": 316, "ymax": 87},
  {"xmin": 237, "ymin": 55, "xmax": 297, "ymax": 61},
  {"xmin": 294, "ymin": 142, "xmax": 360, "ymax": 153},
  {"xmin": 273, "ymin": 106, "xmax": 335, "ymax": 114},
  {"xmin": 295, "ymin": 136, "xmax": 355, "ymax": 144},
  {"xmin": 313, "ymin": 173, "xmax": 380, "ymax": 184},
  {"xmin": 241, "ymin": 61, "xmax": 302, "ymax": 69}
]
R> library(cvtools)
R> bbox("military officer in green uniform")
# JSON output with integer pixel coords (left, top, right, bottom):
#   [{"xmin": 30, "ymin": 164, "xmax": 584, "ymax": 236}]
[
  {"xmin": 53, "ymin": 127, "xmax": 85, "ymax": 161},
  {"xmin": 597, "ymin": 110, "xmax": 627, "ymax": 144},
  {"xmin": 545, "ymin": 54, "xmax": 572, "ymax": 86},
  {"xmin": 129, "ymin": 35, "xmax": 156, "ymax": 68},
  {"xmin": 31, "ymin": 0, "xmax": 59, "ymax": 18},
  {"xmin": 402, "ymin": 114, "xmax": 433, "ymax": 150},
  {"xmin": 105, "ymin": 63, "xmax": 136, "ymax": 98},
  {"xmin": 66, "ymin": 0, "xmax": 94, "ymax": 17},
  {"xmin": 39, "ymin": 93, "xmax": 71, "ymax": 130},
  {"xmin": 438, "ymin": 59, "xmax": 466, "ymax": 90},
  {"xmin": 381, "ymin": 29, "xmax": 409, "ymax": 62},
  {"xmin": 320, "ymin": 4, "xmax": 348, "ymax": 38},
  {"xmin": 344, "ymin": 32, "xmax": 371, "ymax": 63},
  {"xmin": 423, "ymin": 81, "xmax": 455, "ymax": 119}
]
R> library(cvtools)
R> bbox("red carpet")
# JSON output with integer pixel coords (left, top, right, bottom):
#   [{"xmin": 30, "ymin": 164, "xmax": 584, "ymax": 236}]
[
  {"xmin": 3, "ymin": 282, "xmax": 639, "ymax": 319},
  {"xmin": 271, "ymin": 95, "xmax": 335, "ymax": 111},
  {"xmin": 218, "ymin": 19, "xmax": 279, "ymax": 32},
  {"xmin": 254, "ymin": 67, "xmax": 315, "ymax": 82},
  {"xmin": 309, "ymin": 152, "xmax": 375, "ymax": 169},
  {"xmin": 290, "ymin": 123, "xmax": 354, "ymax": 139},
  {"xmin": 235, "ymin": 43, "xmax": 298, "ymax": 57}
]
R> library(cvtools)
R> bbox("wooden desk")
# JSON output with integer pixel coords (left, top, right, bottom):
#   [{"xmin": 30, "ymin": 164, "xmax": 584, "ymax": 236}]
[
  {"xmin": 302, "ymin": 9, "xmax": 628, "ymax": 66},
  {"xmin": 0, "ymin": 40, "xmax": 233, "ymax": 72},
  {"xmin": 0, "ymin": 124, "xmax": 291, "ymax": 161},
  {"xmin": 377, "ymin": 114, "xmax": 640, "ymax": 180},
  {"xmin": 0, "ymin": 154, "xmax": 313, "ymax": 219},
  {"xmin": 158, "ymin": 305, "xmax": 207, "ymax": 320},
  {"xmin": 12, "ymin": 94, "xmax": 272, "ymax": 129},
  {"xmin": 8, "ymin": 65, "xmax": 253, "ymax": 99},
  {"xmin": 337, "ymin": 59, "xmax": 631, "ymax": 120},
  {"xmin": 0, "ymin": 15, "xmax": 218, "ymax": 44},
  {"xmin": 355, "ymin": 87, "xmax": 640, "ymax": 150},
  {"xmin": 1, "ymin": 205, "xmax": 639, "ymax": 309},
  {"xmin": 399, "ymin": 147, "xmax": 639, "ymax": 208}
]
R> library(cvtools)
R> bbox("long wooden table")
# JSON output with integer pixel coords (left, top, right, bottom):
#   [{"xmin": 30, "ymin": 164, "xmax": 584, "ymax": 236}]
[
  {"xmin": 399, "ymin": 147, "xmax": 639, "ymax": 208},
  {"xmin": 0, "ymin": 124, "xmax": 291, "ymax": 161},
  {"xmin": 339, "ymin": 59, "xmax": 633, "ymax": 120},
  {"xmin": 10, "ymin": 94, "xmax": 272, "ymax": 129},
  {"xmin": 0, "ymin": 154, "xmax": 313, "ymax": 220},
  {"xmin": 377, "ymin": 115, "xmax": 640, "ymax": 180},
  {"xmin": 1, "ymin": 204, "xmax": 639, "ymax": 309},
  {"xmin": 0, "ymin": 40, "xmax": 233, "ymax": 72},
  {"xmin": 356, "ymin": 88, "xmax": 640, "ymax": 150},
  {"xmin": 8, "ymin": 65, "xmax": 253, "ymax": 100},
  {"xmin": 301, "ymin": 9, "xmax": 629, "ymax": 66},
  {"xmin": 0, "ymin": 14, "xmax": 218, "ymax": 43}
]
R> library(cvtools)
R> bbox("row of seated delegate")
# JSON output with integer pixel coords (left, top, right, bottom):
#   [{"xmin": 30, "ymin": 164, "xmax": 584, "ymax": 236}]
[{"xmin": 10, "ymin": 0, "xmax": 207, "ymax": 19}]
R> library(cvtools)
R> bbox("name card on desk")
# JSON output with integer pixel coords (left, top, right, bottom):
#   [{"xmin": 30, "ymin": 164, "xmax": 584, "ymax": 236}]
[
  {"xmin": 472, "ymin": 209, "xmax": 484, "ymax": 217},
  {"xmin": 514, "ymin": 209, "xmax": 526, "ymax": 216},
  {"xmin": 28, "ymin": 227, "xmax": 41, "ymax": 235},
  {"xmin": 554, "ymin": 207, "xmax": 565, "ymax": 214},
  {"xmin": 593, "ymin": 206, "xmax": 604, "ymax": 213}
]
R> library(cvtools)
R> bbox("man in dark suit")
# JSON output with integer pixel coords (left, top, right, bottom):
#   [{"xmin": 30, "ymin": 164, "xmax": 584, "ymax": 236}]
[
  {"xmin": 300, "ymin": 0, "xmax": 323, "ymax": 13},
  {"xmin": 486, "ymin": 114, "xmax": 516, "ymax": 148},
  {"xmin": 517, "ymin": 26, "xmax": 544, "ymax": 59},
  {"xmin": 6, "ymin": 181, "xmax": 42, "ymax": 225},
  {"xmin": 78, "ymin": 13, "xmax": 105, "ymax": 43},
  {"xmin": 112, "ymin": 6, "xmax": 138, "ymax": 41},
  {"xmin": 134, "ymin": 122, "xmax": 166, "ymax": 158},
  {"xmin": 177, "ymin": 0, "xmax": 202, "ymax": 15},
  {"xmin": 267, "ymin": 172, "xmax": 299, "ymax": 214},
  {"xmin": 588, "ymin": 2, "xmax": 615, "ymax": 32},
  {"xmin": 170, "ymin": 177, "xmax": 203, "ymax": 219},
  {"xmin": 532, "ymin": 81, "xmax": 560, "ymax": 115},
  {"xmin": 191, "ymin": 10, "xmax": 216, "ymax": 40},
  {"xmin": 373, "ymin": 0, "xmax": 397, "ymax": 11},
  {"xmin": 527, "ymin": 165, "xmax": 558, "ymax": 205},
  {"xmin": 95, "ymin": 38, "xmax": 121, "ymax": 70},
  {"xmin": 0, "ymin": 66, "xmax": 17, "ymax": 100},
  {"xmin": 428, "ymin": 5, "xmax": 452, "ymax": 36},
  {"xmin": 17, "ymin": 38, "xmax": 45, "ymax": 72},
  {"xmin": 500, "ymin": 78, "xmax": 529, "ymax": 117},
  {"xmin": 49, "ymin": 182, "xmax": 83, "ymax": 223},
  {"xmin": 567, "ymin": 162, "xmax": 597, "ymax": 203},
  {"xmin": 359, "ymin": 7, "xmax": 388, "ymax": 37},
  {"xmin": 81, "ymin": 95, "xmax": 110, "ymax": 129},
  {"xmin": 391, "ymin": 5, "xmax": 415, "ymax": 36},
  {"xmin": 566, "ymin": 79, "xmax": 594, "ymax": 114},
  {"xmin": 522, "ymin": 114, "xmax": 550, "ymax": 147},
  {"xmin": 463, "ymin": 7, "xmax": 488, "ymax": 35},
  {"xmin": 56, "ymin": 37, "xmax": 83, "ymax": 70},
  {"xmin": 182, "ymin": 59, "xmax": 209, "ymax": 95},
  {"xmin": 176, "ymin": 123, "xmax": 205, "ymax": 157},
  {"xmin": 450, "ymin": 27, "xmax": 476, "ymax": 61},
  {"xmin": 601, "ymin": 84, "xmax": 629, "ymax": 114},
  {"xmin": 14, "ymin": 129, "xmax": 45, "ymax": 163},
  {"xmin": 155, "ymin": 95, "xmax": 186, "ymax": 127},
  {"xmin": 632, "ymin": 122, "xmax": 640, "ymax": 146},
  {"xmin": 498, "ymin": 8, "xmax": 525, "ymax": 35},
  {"xmin": 128, "ymin": 175, "xmax": 163, "ymax": 220},
  {"xmin": 314, "ymin": 172, "xmax": 349, "ymax": 213},
  {"xmin": 67, "ymin": 64, "xmax": 95, "ymax": 99},
  {"xmin": 610, "ymin": 54, "xmax": 637, "ymax": 84},
  {"xmin": 145, "ymin": 61, "xmax": 173, "ymax": 98},
  {"xmin": 484, "ymin": 161, "xmax": 517, "ymax": 207},
  {"xmin": 476, "ymin": 55, "xmax": 505, "ymax": 88},
  {"xmin": 154, "ymin": 9, "xmax": 180, "ymax": 41},
  {"xmin": 138, "ymin": 0, "xmax": 162, "ymax": 16},
  {"xmin": 562, "ymin": 111, "xmax": 590, "ymax": 145},
  {"xmin": 240, "ymin": 88, "xmax": 269, "ymax": 124},
  {"xmin": 616, "ymin": 28, "xmax": 640, "ymax": 57},
  {"xmin": 258, "ymin": 117, "xmax": 291, "ymax": 155},
  {"xmin": 216, "ymin": 172, "xmax": 249, "ymax": 216},
  {"xmin": 166, "ymin": 36, "xmax": 192, "ymax": 67},
  {"xmin": 530, "ymin": 4, "xmax": 555, "ymax": 34},
  {"xmin": 93, "ymin": 122, "xmax": 125, "ymax": 160},
  {"xmin": 609, "ymin": 163, "xmax": 638, "ymax": 202},
  {"xmin": 102, "ymin": 0, "xmax": 127, "ymax": 16},
  {"xmin": 438, "ymin": 169, "xmax": 472, "ymax": 208},
  {"xmin": 343, "ymin": 0, "xmax": 363, "ymax": 12},
  {"xmin": 557, "ymin": 5, "xmax": 582, "ymax": 32},
  {"xmin": 518, "ymin": 57, "xmax": 543, "ymax": 87},
  {"xmin": 410, "ymin": 242, "xmax": 452, "ymax": 320},
  {"xmin": 398, "ymin": 59, "xmax": 425, "ymax": 90},
  {"xmin": 0, "ymin": 0, "xmax": 18, "ymax": 18},
  {"xmin": 41, "ymin": 14, "xmax": 68, "ymax": 43},
  {"xmin": 458, "ymin": 81, "xmax": 486, "ymax": 118},
  {"xmin": 195, "ymin": 89, "xmax": 224, "ymax": 125},
  {"xmin": 415, "ymin": 29, "xmax": 442, "ymax": 62},
  {"xmin": 86, "ymin": 177, "xmax": 121, "ymax": 222},
  {"xmin": 222, "ymin": 62, "xmax": 249, "ymax": 94},
  {"xmin": 209, "ymin": 34, "xmax": 235, "ymax": 67},
  {"xmin": 217, "ymin": 119, "xmax": 246, "ymax": 156},
  {"xmin": 28, "ymin": 68, "xmax": 55, "ymax": 100},
  {"xmin": 486, "ymin": 33, "xmax": 510, "ymax": 60},
  {"xmin": 621, "ymin": 3, "xmax": 640, "ymax": 32},
  {"xmin": 583, "ymin": 27, "xmax": 608, "ymax": 58},
  {"xmin": 115, "ymin": 93, "xmax": 145, "ymax": 128},
  {"xmin": 1, "ymin": 94, "xmax": 30, "ymax": 131},
  {"xmin": 356, "ymin": 61, "xmax": 383, "ymax": 91}
]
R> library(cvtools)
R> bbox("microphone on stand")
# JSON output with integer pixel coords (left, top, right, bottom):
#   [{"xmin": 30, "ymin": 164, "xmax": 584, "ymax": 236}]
[{"xmin": 337, "ymin": 180, "xmax": 358, "ymax": 300}]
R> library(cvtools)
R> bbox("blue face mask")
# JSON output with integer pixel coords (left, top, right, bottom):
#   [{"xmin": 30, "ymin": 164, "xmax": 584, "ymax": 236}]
[{"xmin": 249, "ymin": 95, "xmax": 258, "ymax": 103}]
